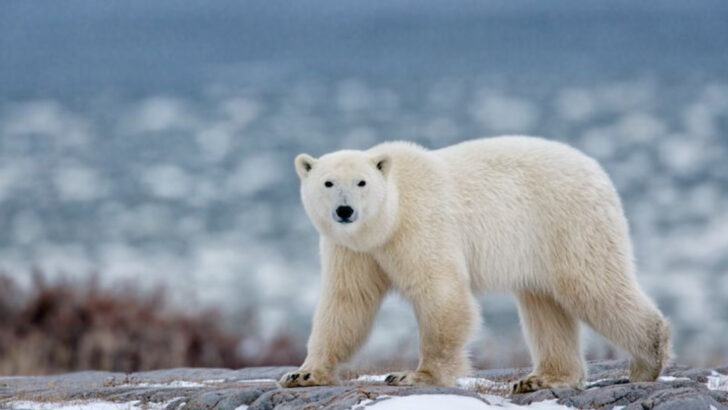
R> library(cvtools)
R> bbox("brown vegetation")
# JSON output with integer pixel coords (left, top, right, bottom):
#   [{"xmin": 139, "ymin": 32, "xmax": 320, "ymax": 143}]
[{"xmin": 0, "ymin": 273, "xmax": 304, "ymax": 375}]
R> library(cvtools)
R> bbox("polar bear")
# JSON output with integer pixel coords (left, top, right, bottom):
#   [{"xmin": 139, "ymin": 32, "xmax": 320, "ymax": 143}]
[{"xmin": 279, "ymin": 136, "xmax": 670, "ymax": 393}]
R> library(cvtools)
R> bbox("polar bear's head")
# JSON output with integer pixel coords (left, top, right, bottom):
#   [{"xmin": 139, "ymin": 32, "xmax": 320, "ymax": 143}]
[{"xmin": 295, "ymin": 150, "xmax": 394, "ymax": 248}]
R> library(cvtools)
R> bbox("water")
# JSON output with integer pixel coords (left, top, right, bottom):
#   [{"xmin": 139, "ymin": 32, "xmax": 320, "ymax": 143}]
[{"xmin": 1, "ymin": 0, "xmax": 727, "ymax": 365}]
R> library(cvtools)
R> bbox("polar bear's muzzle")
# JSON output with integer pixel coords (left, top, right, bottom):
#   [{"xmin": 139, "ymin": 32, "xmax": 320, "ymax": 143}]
[{"xmin": 334, "ymin": 205, "xmax": 357, "ymax": 224}]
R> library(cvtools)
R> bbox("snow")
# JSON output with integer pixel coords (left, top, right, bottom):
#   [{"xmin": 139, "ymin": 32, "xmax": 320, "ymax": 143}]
[
  {"xmin": 341, "ymin": 126, "xmax": 378, "ymax": 150},
  {"xmin": 351, "ymin": 377, "xmax": 572, "ymax": 409},
  {"xmin": 1, "ymin": 100, "xmax": 91, "ymax": 147},
  {"xmin": 357, "ymin": 394, "xmax": 572, "ymax": 409},
  {"xmin": 469, "ymin": 92, "xmax": 538, "ymax": 133},
  {"xmin": 140, "ymin": 164, "xmax": 192, "ymax": 200},
  {"xmin": 555, "ymin": 88, "xmax": 596, "ymax": 122},
  {"xmin": 355, "ymin": 375, "xmax": 510, "ymax": 393},
  {"xmin": 456, "ymin": 377, "xmax": 510, "ymax": 393},
  {"xmin": 225, "ymin": 152, "xmax": 286, "ymax": 197},
  {"xmin": 658, "ymin": 376, "xmax": 690, "ymax": 382},
  {"xmin": 219, "ymin": 98, "xmax": 261, "ymax": 131},
  {"xmin": 6, "ymin": 399, "xmax": 179, "ymax": 410},
  {"xmin": 53, "ymin": 163, "xmax": 108, "ymax": 201},
  {"xmin": 614, "ymin": 112, "xmax": 665, "ymax": 143},
  {"xmin": 706, "ymin": 371, "xmax": 728, "ymax": 391},
  {"xmin": 357, "ymin": 374, "xmax": 389, "ymax": 383},
  {"xmin": 0, "ymin": 160, "xmax": 35, "ymax": 203},
  {"xmin": 196, "ymin": 127, "xmax": 232, "ymax": 163},
  {"xmin": 658, "ymin": 136, "xmax": 705, "ymax": 175},
  {"xmin": 116, "ymin": 380, "xmax": 205, "ymax": 388},
  {"xmin": 337, "ymin": 79, "xmax": 374, "ymax": 112},
  {"xmin": 113, "ymin": 378, "xmax": 276, "ymax": 388},
  {"xmin": 124, "ymin": 97, "xmax": 197, "ymax": 133},
  {"xmin": 11, "ymin": 211, "xmax": 45, "ymax": 244}
]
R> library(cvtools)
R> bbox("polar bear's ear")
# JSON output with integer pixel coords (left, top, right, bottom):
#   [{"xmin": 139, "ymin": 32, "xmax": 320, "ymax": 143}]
[
  {"xmin": 295, "ymin": 153, "xmax": 317, "ymax": 179},
  {"xmin": 372, "ymin": 154, "xmax": 391, "ymax": 177}
]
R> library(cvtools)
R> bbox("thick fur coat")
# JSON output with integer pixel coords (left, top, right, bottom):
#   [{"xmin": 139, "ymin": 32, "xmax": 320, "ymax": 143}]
[{"xmin": 279, "ymin": 136, "xmax": 671, "ymax": 393}]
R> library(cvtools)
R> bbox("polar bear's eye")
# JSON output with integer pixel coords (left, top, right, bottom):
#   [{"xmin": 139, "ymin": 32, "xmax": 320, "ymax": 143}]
[
  {"xmin": 358, "ymin": 180, "xmax": 366, "ymax": 187},
  {"xmin": 324, "ymin": 181, "xmax": 334, "ymax": 188}
]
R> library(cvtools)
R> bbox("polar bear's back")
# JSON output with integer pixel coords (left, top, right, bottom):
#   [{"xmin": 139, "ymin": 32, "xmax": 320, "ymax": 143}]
[
  {"xmin": 435, "ymin": 136, "xmax": 619, "ymax": 213},
  {"xmin": 434, "ymin": 136, "xmax": 631, "ymax": 291},
  {"xmin": 436, "ymin": 136, "xmax": 604, "ymax": 181}
]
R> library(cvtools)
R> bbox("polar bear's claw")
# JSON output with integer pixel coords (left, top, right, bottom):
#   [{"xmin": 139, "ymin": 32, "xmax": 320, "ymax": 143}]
[
  {"xmin": 512, "ymin": 375, "xmax": 546, "ymax": 394},
  {"xmin": 384, "ymin": 370, "xmax": 437, "ymax": 386},
  {"xmin": 511, "ymin": 374, "xmax": 583, "ymax": 395},
  {"xmin": 384, "ymin": 372, "xmax": 410, "ymax": 386},
  {"xmin": 277, "ymin": 369, "xmax": 335, "ymax": 388}
]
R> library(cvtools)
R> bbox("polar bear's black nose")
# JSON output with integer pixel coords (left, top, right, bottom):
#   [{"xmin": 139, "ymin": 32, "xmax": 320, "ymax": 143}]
[{"xmin": 335, "ymin": 205, "xmax": 354, "ymax": 220}]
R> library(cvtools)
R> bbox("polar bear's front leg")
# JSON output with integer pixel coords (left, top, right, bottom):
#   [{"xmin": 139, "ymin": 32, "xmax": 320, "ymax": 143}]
[
  {"xmin": 279, "ymin": 239, "xmax": 389, "ymax": 388},
  {"xmin": 385, "ymin": 272, "xmax": 479, "ymax": 387}
]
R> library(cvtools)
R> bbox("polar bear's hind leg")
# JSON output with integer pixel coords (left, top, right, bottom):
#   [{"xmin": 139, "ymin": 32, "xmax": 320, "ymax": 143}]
[
  {"xmin": 512, "ymin": 291, "xmax": 586, "ymax": 394},
  {"xmin": 556, "ymin": 276, "xmax": 671, "ymax": 384}
]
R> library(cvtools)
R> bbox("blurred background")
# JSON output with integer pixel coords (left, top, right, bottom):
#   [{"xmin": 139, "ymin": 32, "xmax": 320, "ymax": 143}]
[{"xmin": 1, "ymin": 0, "xmax": 727, "ymax": 375}]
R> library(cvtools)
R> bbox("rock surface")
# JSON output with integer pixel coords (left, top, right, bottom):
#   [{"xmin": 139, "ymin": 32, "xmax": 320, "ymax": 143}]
[{"xmin": 0, "ymin": 361, "xmax": 726, "ymax": 409}]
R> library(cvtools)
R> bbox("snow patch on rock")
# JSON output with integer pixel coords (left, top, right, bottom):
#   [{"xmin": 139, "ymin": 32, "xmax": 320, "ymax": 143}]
[
  {"xmin": 456, "ymin": 376, "xmax": 510, "ymax": 392},
  {"xmin": 356, "ymin": 394, "xmax": 572, "ymax": 409},
  {"xmin": 7, "ymin": 398, "xmax": 180, "ymax": 410},
  {"xmin": 116, "ymin": 380, "xmax": 205, "ymax": 388},
  {"xmin": 707, "ymin": 371, "xmax": 728, "ymax": 391}
]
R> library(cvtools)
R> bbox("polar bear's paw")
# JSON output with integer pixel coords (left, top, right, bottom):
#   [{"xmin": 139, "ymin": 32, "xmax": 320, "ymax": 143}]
[
  {"xmin": 384, "ymin": 370, "xmax": 438, "ymax": 386},
  {"xmin": 511, "ymin": 374, "xmax": 549, "ymax": 394},
  {"xmin": 277, "ymin": 369, "xmax": 336, "ymax": 388},
  {"xmin": 511, "ymin": 374, "xmax": 580, "ymax": 394}
]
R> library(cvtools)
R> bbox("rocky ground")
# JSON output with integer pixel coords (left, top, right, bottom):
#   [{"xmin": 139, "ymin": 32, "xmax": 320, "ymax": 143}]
[{"xmin": 0, "ymin": 360, "xmax": 726, "ymax": 410}]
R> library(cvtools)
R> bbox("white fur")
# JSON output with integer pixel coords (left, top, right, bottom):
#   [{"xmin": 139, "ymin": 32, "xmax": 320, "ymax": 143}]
[{"xmin": 280, "ymin": 136, "xmax": 671, "ymax": 391}]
